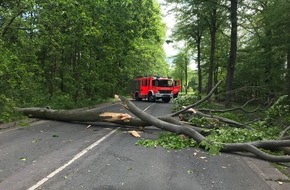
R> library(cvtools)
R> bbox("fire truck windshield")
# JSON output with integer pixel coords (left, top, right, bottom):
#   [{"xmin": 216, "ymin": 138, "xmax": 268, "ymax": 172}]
[{"xmin": 152, "ymin": 79, "xmax": 173, "ymax": 87}]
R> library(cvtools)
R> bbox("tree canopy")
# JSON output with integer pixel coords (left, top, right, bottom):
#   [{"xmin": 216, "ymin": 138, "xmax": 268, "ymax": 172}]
[
  {"xmin": 0, "ymin": 0, "xmax": 168, "ymax": 122},
  {"xmin": 166, "ymin": 0, "xmax": 290, "ymax": 106}
]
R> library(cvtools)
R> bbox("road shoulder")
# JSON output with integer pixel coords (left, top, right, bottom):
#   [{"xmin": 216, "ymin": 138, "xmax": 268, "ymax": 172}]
[{"xmin": 244, "ymin": 157, "xmax": 290, "ymax": 190}]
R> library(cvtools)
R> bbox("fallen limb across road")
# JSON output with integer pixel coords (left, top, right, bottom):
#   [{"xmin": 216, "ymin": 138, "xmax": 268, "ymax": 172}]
[
  {"xmin": 16, "ymin": 89, "xmax": 290, "ymax": 162},
  {"xmin": 16, "ymin": 105, "xmax": 181, "ymax": 128}
]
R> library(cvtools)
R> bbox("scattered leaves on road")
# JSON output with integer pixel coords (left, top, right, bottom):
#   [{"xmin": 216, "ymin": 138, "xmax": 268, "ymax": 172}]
[
  {"xmin": 20, "ymin": 157, "xmax": 27, "ymax": 161},
  {"xmin": 187, "ymin": 170, "xmax": 194, "ymax": 174}
]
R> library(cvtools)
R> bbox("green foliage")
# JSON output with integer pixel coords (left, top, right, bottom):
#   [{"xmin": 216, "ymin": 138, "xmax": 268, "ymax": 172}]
[
  {"xmin": 217, "ymin": 112, "xmax": 242, "ymax": 123},
  {"xmin": 0, "ymin": 0, "xmax": 168, "ymax": 122},
  {"xmin": 172, "ymin": 93, "xmax": 199, "ymax": 112},
  {"xmin": 0, "ymin": 95, "xmax": 22, "ymax": 123},
  {"xmin": 188, "ymin": 117, "xmax": 212, "ymax": 127},
  {"xmin": 136, "ymin": 132, "xmax": 197, "ymax": 149},
  {"xmin": 170, "ymin": 93, "xmax": 288, "ymax": 155},
  {"xmin": 264, "ymin": 95, "xmax": 290, "ymax": 127},
  {"xmin": 200, "ymin": 140, "xmax": 223, "ymax": 155},
  {"xmin": 47, "ymin": 93, "xmax": 110, "ymax": 109},
  {"xmin": 138, "ymin": 93, "xmax": 288, "ymax": 156},
  {"xmin": 206, "ymin": 128, "xmax": 265, "ymax": 143},
  {"xmin": 167, "ymin": 0, "xmax": 290, "ymax": 103},
  {"xmin": 200, "ymin": 123, "xmax": 284, "ymax": 155}
]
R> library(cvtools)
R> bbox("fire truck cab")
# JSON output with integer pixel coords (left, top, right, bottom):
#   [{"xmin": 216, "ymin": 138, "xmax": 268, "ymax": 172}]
[{"xmin": 131, "ymin": 76, "xmax": 175, "ymax": 103}]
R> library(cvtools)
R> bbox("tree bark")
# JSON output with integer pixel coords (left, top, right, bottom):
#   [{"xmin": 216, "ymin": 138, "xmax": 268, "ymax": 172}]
[
  {"xmin": 287, "ymin": 49, "xmax": 290, "ymax": 106},
  {"xmin": 16, "ymin": 107, "xmax": 181, "ymax": 127},
  {"xmin": 207, "ymin": 6, "xmax": 217, "ymax": 96},
  {"xmin": 225, "ymin": 0, "xmax": 238, "ymax": 108},
  {"xmin": 196, "ymin": 33, "xmax": 203, "ymax": 100}
]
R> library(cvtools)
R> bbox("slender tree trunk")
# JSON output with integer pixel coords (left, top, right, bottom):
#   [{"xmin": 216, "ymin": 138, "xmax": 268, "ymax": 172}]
[
  {"xmin": 287, "ymin": 49, "xmax": 290, "ymax": 106},
  {"xmin": 214, "ymin": 61, "xmax": 219, "ymax": 101},
  {"xmin": 207, "ymin": 7, "xmax": 217, "ymax": 96},
  {"xmin": 225, "ymin": 0, "xmax": 238, "ymax": 108},
  {"xmin": 185, "ymin": 56, "xmax": 188, "ymax": 94},
  {"xmin": 197, "ymin": 34, "xmax": 202, "ymax": 100}
]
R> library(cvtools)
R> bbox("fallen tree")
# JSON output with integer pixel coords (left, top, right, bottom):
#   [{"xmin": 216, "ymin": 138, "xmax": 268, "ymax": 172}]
[
  {"xmin": 117, "ymin": 95, "xmax": 290, "ymax": 162},
  {"xmin": 16, "ymin": 85, "xmax": 290, "ymax": 162}
]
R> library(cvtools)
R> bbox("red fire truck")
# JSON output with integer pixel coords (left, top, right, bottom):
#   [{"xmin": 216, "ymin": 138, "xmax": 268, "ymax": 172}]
[{"xmin": 131, "ymin": 76, "xmax": 177, "ymax": 103}]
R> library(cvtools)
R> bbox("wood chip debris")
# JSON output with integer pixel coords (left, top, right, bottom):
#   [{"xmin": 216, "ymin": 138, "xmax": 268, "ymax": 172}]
[{"xmin": 129, "ymin": 130, "xmax": 141, "ymax": 138}]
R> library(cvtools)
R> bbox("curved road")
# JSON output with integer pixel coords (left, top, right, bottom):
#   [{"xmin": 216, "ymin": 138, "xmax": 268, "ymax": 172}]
[{"xmin": 0, "ymin": 101, "xmax": 285, "ymax": 190}]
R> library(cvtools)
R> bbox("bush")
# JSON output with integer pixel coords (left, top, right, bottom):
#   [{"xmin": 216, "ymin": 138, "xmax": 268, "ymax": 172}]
[{"xmin": 0, "ymin": 94, "xmax": 22, "ymax": 123}]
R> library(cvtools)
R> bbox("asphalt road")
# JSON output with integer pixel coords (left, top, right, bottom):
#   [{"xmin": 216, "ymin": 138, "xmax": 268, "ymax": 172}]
[{"xmin": 0, "ymin": 100, "xmax": 279, "ymax": 190}]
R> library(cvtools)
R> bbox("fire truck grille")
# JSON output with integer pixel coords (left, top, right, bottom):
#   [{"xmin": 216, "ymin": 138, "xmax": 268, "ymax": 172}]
[{"xmin": 159, "ymin": 90, "xmax": 172, "ymax": 93}]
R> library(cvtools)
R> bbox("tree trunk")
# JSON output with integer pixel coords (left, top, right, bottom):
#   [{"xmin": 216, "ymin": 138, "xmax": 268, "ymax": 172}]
[
  {"xmin": 214, "ymin": 61, "xmax": 219, "ymax": 101},
  {"xmin": 225, "ymin": 0, "xmax": 238, "ymax": 108},
  {"xmin": 185, "ymin": 56, "xmax": 188, "ymax": 94},
  {"xmin": 287, "ymin": 49, "xmax": 290, "ymax": 106},
  {"xmin": 16, "ymin": 106, "xmax": 181, "ymax": 127},
  {"xmin": 196, "ymin": 33, "xmax": 202, "ymax": 100},
  {"xmin": 207, "ymin": 7, "xmax": 217, "ymax": 96}
]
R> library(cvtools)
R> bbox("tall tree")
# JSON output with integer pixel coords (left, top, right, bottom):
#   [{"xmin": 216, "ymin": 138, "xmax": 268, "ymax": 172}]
[
  {"xmin": 206, "ymin": 4, "xmax": 217, "ymax": 95},
  {"xmin": 225, "ymin": 0, "xmax": 238, "ymax": 108},
  {"xmin": 171, "ymin": 1, "xmax": 206, "ymax": 99},
  {"xmin": 166, "ymin": 0, "xmax": 228, "ymax": 99}
]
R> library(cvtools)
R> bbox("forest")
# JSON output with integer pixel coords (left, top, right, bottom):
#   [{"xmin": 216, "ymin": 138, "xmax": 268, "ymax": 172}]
[
  {"xmin": 0, "ymin": 0, "xmax": 169, "ymax": 122},
  {"xmin": 168, "ymin": 0, "xmax": 289, "ymax": 106},
  {"xmin": 1, "ymin": 0, "xmax": 290, "ymax": 161}
]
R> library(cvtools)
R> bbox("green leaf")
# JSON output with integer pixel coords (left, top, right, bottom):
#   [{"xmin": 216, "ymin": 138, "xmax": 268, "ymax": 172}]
[{"xmin": 20, "ymin": 157, "xmax": 27, "ymax": 161}]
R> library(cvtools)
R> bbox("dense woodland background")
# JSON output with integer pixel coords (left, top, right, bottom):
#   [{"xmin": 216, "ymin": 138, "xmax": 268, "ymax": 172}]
[{"xmin": 0, "ymin": 0, "xmax": 289, "ymax": 123}]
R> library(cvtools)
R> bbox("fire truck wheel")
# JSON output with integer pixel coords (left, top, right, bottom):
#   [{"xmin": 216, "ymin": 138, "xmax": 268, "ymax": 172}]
[
  {"xmin": 148, "ymin": 93, "xmax": 155, "ymax": 102},
  {"xmin": 135, "ymin": 93, "xmax": 142, "ymax": 101},
  {"xmin": 162, "ymin": 98, "xmax": 171, "ymax": 103}
]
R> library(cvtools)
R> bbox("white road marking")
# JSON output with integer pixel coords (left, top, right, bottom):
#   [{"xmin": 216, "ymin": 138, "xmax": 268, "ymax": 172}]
[
  {"xmin": 143, "ymin": 103, "xmax": 155, "ymax": 112},
  {"xmin": 27, "ymin": 128, "xmax": 119, "ymax": 190}
]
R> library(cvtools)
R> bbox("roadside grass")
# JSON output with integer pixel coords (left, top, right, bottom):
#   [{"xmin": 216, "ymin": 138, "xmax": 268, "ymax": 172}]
[{"xmin": 272, "ymin": 163, "xmax": 290, "ymax": 178}]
